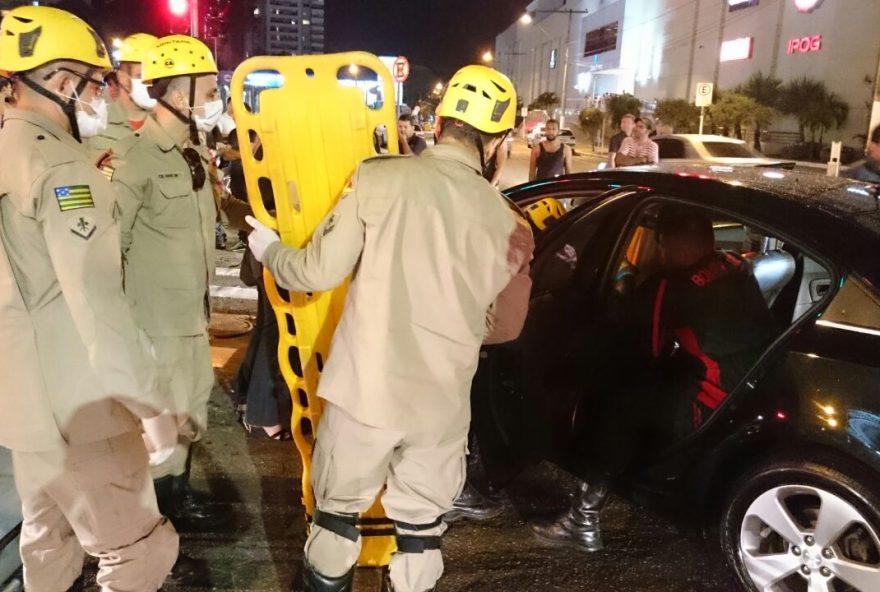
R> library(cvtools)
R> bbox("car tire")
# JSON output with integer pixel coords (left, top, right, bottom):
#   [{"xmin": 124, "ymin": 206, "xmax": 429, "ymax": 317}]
[{"xmin": 720, "ymin": 457, "xmax": 880, "ymax": 592}]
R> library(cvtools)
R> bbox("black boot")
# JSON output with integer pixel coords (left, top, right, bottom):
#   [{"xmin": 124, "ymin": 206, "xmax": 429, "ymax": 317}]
[
  {"xmin": 530, "ymin": 479, "xmax": 609, "ymax": 552},
  {"xmin": 153, "ymin": 474, "xmax": 226, "ymax": 531},
  {"xmin": 444, "ymin": 480, "xmax": 504, "ymax": 523},
  {"xmin": 165, "ymin": 553, "xmax": 212, "ymax": 587},
  {"xmin": 66, "ymin": 575, "xmax": 84, "ymax": 592},
  {"xmin": 292, "ymin": 560, "xmax": 355, "ymax": 592}
]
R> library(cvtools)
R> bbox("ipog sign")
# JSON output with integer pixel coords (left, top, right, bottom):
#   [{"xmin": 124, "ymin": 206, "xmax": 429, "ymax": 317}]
[{"xmin": 787, "ymin": 34, "xmax": 822, "ymax": 55}]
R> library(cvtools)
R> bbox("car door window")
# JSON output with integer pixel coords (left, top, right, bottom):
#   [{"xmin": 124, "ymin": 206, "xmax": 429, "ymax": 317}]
[
  {"xmin": 656, "ymin": 139, "xmax": 685, "ymax": 159},
  {"xmin": 817, "ymin": 276, "xmax": 880, "ymax": 333},
  {"xmin": 597, "ymin": 200, "xmax": 833, "ymax": 456},
  {"xmin": 531, "ymin": 192, "xmax": 641, "ymax": 295}
]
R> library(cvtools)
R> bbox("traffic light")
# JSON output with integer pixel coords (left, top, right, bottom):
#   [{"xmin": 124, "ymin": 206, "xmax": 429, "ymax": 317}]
[{"xmin": 169, "ymin": 0, "xmax": 188, "ymax": 17}]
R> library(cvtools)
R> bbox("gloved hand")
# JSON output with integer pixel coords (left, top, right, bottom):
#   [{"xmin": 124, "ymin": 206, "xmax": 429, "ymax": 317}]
[
  {"xmin": 142, "ymin": 411, "xmax": 179, "ymax": 465},
  {"xmin": 245, "ymin": 215, "xmax": 280, "ymax": 263}
]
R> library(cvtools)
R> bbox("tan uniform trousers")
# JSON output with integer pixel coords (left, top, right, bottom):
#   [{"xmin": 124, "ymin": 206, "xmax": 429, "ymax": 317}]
[
  {"xmin": 306, "ymin": 403, "xmax": 468, "ymax": 592},
  {"xmin": 148, "ymin": 333, "xmax": 215, "ymax": 479},
  {"xmin": 12, "ymin": 430, "xmax": 179, "ymax": 592}
]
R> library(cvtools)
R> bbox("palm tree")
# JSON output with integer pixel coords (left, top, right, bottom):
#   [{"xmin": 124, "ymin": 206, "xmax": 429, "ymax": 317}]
[
  {"xmin": 737, "ymin": 72, "xmax": 783, "ymax": 107},
  {"xmin": 736, "ymin": 72, "xmax": 783, "ymax": 149},
  {"xmin": 777, "ymin": 77, "xmax": 831, "ymax": 143}
]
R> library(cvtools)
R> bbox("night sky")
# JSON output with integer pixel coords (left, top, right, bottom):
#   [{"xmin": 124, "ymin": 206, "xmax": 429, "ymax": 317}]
[
  {"xmin": 51, "ymin": 0, "xmax": 531, "ymax": 96},
  {"xmin": 324, "ymin": 0, "xmax": 531, "ymax": 77}
]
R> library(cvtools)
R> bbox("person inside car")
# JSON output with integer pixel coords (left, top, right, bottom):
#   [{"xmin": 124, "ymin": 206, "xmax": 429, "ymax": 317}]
[{"xmin": 530, "ymin": 205, "xmax": 778, "ymax": 553}]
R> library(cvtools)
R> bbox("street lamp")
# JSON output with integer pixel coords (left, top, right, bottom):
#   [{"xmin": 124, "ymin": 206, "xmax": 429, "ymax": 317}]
[
  {"xmin": 481, "ymin": 50, "xmax": 494, "ymax": 64},
  {"xmin": 520, "ymin": 8, "xmax": 589, "ymax": 127}
]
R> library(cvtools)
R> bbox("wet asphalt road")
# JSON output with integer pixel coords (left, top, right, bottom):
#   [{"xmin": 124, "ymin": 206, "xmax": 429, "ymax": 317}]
[{"xmin": 74, "ymin": 328, "xmax": 741, "ymax": 591}]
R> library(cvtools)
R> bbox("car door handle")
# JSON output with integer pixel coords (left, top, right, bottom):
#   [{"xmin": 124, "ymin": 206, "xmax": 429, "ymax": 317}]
[{"xmin": 809, "ymin": 278, "xmax": 831, "ymax": 302}]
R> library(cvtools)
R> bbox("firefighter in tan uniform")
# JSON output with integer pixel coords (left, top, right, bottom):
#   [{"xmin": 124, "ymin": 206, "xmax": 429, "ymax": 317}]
[
  {"xmin": 88, "ymin": 33, "xmax": 157, "ymax": 162},
  {"xmin": 110, "ymin": 35, "xmax": 221, "ymax": 528},
  {"xmin": 0, "ymin": 74, "xmax": 14, "ymax": 120},
  {"xmin": 0, "ymin": 6, "xmax": 179, "ymax": 591},
  {"xmin": 247, "ymin": 65, "xmax": 535, "ymax": 592}
]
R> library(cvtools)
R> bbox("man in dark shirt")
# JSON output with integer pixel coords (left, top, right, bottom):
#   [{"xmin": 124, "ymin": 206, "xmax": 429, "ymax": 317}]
[
  {"xmin": 607, "ymin": 113, "xmax": 634, "ymax": 168},
  {"xmin": 844, "ymin": 124, "xmax": 880, "ymax": 184},
  {"xmin": 529, "ymin": 118, "xmax": 572, "ymax": 181},
  {"xmin": 398, "ymin": 112, "xmax": 428, "ymax": 155},
  {"xmin": 532, "ymin": 206, "xmax": 777, "ymax": 553}
]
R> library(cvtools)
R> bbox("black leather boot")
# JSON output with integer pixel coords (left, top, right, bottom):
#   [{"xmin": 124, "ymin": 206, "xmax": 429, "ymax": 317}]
[
  {"xmin": 530, "ymin": 479, "xmax": 609, "ymax": 552},
  {"xmin": 444, "ymin": 480, "xmax": 504, "ymax": 523},
  {"xmin": 292, "ymin": 560, "xmax": 355, "ymax": 592},
  {"xmin": 153, "ymin": 473, "xmax": 226, "ymax": 531},
  {"xmin": 165, "ymin": 553, "xmax": 212, "ymax": 587}
]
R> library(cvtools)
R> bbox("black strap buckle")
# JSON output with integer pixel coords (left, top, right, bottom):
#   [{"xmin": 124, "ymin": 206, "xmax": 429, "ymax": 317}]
[
  {"xmin": 313, "ymin": 510, "xmax": 360, "ymax": 543},
  {"xmin": 395, "ymin": 534, "xmax": 442, "ymax": 554}
]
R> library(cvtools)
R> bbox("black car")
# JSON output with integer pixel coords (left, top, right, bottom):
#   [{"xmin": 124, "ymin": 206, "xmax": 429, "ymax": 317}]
[{"xmin": 473, "ymin": 165, "xmax": 880, "ymax": 592}]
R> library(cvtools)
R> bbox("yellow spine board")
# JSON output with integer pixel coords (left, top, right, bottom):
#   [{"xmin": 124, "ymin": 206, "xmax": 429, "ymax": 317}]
[{"xmin": 231, "ymin": 53, "xmax": 400, "ymax": 566}]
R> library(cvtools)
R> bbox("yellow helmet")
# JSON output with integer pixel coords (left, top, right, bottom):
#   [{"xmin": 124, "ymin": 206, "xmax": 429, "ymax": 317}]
[
  {"xmin": 0, "ymin": 6, "xmax": 111, "ymax": 74},
  {"xmin": 117, "ymin": 33, "xmax": 158, "ymax": 64},
  {"xmin": 524, "ymin": 197, "xmax": 566, "ymax": 230},
  {"xmin": 436, "ymin": 65, "xmax": 516, "ymax": 135},
  {"xmin": 142, "ymin": 35, "xmax": 218, "ymax": 83}
]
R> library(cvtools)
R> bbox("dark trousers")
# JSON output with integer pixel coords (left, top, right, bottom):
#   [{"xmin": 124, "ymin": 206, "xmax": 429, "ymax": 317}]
[
  {"xmin": 236, "ymin": 283, "xmax": 292, "ymax": 428},
  {"xmin": 578, "ymin": 368, "xmax": 701, "ymax": 479}
]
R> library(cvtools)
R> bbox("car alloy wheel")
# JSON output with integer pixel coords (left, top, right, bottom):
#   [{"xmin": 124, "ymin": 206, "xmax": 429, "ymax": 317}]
[{"xmin": 722, "ymin": 461, "xmax": 880, "ymax": 592}]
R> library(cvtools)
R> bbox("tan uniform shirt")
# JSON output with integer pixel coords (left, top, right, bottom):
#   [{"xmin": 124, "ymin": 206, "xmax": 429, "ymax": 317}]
[
  {"xmin": 0, "ymin": 109, "xmax": 164, "ymax": 452},
  {"xmin": 264, "ymin": 143, "xmax": 534, "ymax": 433},
  {"xmin": 111, "ymin": 117, "xmax": 216, "ymax": 337},
  {"xmin": 87, "ymin": 100, "xmax": 140, "ymax": 162}
]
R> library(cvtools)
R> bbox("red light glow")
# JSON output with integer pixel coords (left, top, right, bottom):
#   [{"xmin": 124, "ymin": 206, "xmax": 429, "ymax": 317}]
[
  {"xmin": 776, "ymin": 411, "xmax": 787, "ymax": 420},
  {"xmin": 169, "ymin": 0, "xmax": 188, "ymax": 17}
]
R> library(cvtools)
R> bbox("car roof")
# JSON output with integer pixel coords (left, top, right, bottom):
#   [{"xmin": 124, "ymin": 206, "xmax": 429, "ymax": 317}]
[
  {"xmin": 654, "ymin": 134, "xmax": 745, "ymax": 144},
  {"xmin": 507, "ymin": 164, "xmax": 880, "ymax": 281}
]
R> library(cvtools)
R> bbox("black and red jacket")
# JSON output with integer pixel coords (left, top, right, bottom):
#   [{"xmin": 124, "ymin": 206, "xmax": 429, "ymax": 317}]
[{"xmin": 630, "ymin": 251, "xmax": 777, "ymax": 428}]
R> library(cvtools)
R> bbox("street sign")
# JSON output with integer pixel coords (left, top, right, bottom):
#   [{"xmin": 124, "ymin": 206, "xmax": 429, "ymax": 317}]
[
  {"xmin": 392, "ymin": 56, "xmax": 410, "ymax": 83},
  {"xmin": 695, "ymin": 82, "xmax": 714, "ymax": 107}
]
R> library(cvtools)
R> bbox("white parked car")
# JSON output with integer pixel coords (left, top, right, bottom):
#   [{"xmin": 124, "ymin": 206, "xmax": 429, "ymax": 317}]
[
  {"xmin": 527, "ymin": 125, "xmax": 576, "ymax": 152},
  {"xmin": 558, "ymin": 128, "xmax": 577, "ymax": 150},
  {"xmin": 526, "ymin": 123, "xmax": 545, "ymax": 148},
  {"xmin": 652, "ymin": 134, "xmax": 794, "ymax": 168}
]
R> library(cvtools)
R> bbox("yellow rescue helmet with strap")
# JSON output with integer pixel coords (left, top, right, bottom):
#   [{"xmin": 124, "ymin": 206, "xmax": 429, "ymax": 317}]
[
  {"xmin": 117, "ymin": 33, "xmax": 158, "ymax": 64},
  {"xmin": 436, "ymin": 64, "xmax": 516, "ymax": 135},
  {"xmin": 0, "ymin": 5, "xmax": 111, "ymax": 74},
  {"xmin": 524, "ymin": 197, "xmax": 566, "ymax": 230},
  {"xmin": 141, "ymin": 35, "xmax": 218, "ymax": 84}
]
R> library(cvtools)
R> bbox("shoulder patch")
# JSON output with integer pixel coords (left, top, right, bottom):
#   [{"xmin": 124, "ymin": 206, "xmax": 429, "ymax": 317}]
[
  {"xmin": 54, "ymin": 185, "xmax": 95, "ymax": 212},
  {"xmin": 70, "ymin": 215, "xmax": 97, "ymax": 240}
]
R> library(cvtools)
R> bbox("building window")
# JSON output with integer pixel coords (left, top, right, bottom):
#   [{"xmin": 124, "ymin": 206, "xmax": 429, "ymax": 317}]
[
  {"xmin": 583, "ymin": 22, "xmax": 618, "ymax": 58},
  {"xmin": 719, "ymin": 37, "xmax": 754, "ymax": 62},
  {"xmin": 549, "ymin": 48, "xmax": 557, "ymax": 69},
  {"xmin": 728, "ymin": 0, "xmax": 759, "ymax": 11}
]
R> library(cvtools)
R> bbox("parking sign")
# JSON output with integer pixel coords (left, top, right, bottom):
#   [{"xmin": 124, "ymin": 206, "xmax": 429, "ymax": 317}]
[
  {"xmin": 695, "ymin": 82, "xmax": 714, "ymax": 107},
  {"xmin": 393, "ymin": 56, "xmax": 410, "ymax": 83}
]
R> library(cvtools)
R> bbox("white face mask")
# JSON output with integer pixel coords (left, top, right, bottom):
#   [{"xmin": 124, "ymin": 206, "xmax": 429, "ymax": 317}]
[
  {"xmin": 193, "ymin": 98, "xmax": 224, "ymax": 132},
  {"xmin": 68, "ymin": 87, "xmax": 108, "ymax": 138},
  {"xmin": 216, "ymin": 112, "xmax": 236, "ymax": 137},
  {"xmin": 129, "ymin": 78, "xmax": 157, "ymax": 111}
]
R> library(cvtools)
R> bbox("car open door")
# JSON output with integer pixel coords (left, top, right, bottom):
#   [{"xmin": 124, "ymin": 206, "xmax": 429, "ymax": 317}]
[{"xmin": 472, "ymin": 185, "xmax": 648, "ymax": 490}]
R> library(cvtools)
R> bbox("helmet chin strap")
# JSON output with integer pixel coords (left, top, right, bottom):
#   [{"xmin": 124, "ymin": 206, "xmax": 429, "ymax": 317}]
[
  {"xmin": 19, "ymin": 67, "xmax": 94, "ymax": 143},
  {"xmin": 156, "ymin": 76, "xmax": 200, "ymax": 145}
]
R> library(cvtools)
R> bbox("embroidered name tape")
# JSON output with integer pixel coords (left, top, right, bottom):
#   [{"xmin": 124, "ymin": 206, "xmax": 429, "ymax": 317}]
[{"xmin": 54, "ymin": 185, "xmax": 95, "ymax": 212}]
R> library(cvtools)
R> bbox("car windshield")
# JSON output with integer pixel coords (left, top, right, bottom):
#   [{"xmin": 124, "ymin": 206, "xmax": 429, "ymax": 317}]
[{"xmin": 702, "ymin": 141, "xmax": 762, "ymax": 158}]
